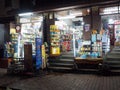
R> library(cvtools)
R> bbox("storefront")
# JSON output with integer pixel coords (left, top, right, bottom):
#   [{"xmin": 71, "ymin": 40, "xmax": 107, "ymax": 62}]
[
  {"xmin": 98, "ymin": 5, "xmax": 120, "ymax": 70},
  {"xmin": 46, "ymin": 7, "xmax": 104, "ymax": 69},
  {"xmin": 54, "ymin": 8, "xmax": 90, "ymax": 57},
  {"xmin": 6, "ymin": 12, "xmax": 47, "ymax": 72},
  {"xmin": 5, "ymin": 3, "xmax": 120, "ymax": 71},
  {"xmin": 100, "ymin": 5, "xmax": 120, "ymax": 47},
  {"xmin": 45, "ymin": 1, "xmax": 120, "ymax": 70}
]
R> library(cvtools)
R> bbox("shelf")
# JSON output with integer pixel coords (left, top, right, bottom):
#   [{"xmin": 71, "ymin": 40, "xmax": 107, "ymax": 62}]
[
  {"xmin": 51, "ymin": 45, "xmax": 60, "ymax": 47},
  {"xmin": 12, "ymin": 39, "xmax": 18, "ymax": 41},
  {"xmin": 49, "ymin": 54, "xmax": 60, "ymax": 57},
  {"xmin": 23, "ymin": 33, "xmax": 35, "ymax": 35},
  {"xmin": 80, "ymin": 50, "xmax": 91, "ymax": 51}
]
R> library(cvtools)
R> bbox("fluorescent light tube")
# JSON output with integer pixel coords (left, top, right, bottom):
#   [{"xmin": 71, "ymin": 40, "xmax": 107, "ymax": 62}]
[
  {"xmin": 58, "ymin": 15, "xmax": 75, "ymax": 20},
  {"xmin": 18, "ymin": 12, "xmax": 33, "ymax": 16}
]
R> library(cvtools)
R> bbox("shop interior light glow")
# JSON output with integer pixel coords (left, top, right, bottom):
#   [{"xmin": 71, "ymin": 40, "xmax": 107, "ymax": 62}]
[
  {"xmin": 108, "ymin": 19, "xmax": 114, "ymax": 24},
  {"xmin": 81, "ymin": 22, "xmax": 85, "ymax": 25},
  {"xmin": 18, "ymin": 12, "xmax": 33, "ymax": 16},
  {"xmin": 102, "ymin": 6, "xmax": 119, "ymax": 14},
  {"xmin": 58, "ymin": 15, "xmax": 75, "ymax": 20},
  {"xmin": 70, "ymin": 12, "xmax": 82, "ymax": 16},
  {"xmin": 103, "ymin": 7, "xmax": 118, "ymax": 12}
]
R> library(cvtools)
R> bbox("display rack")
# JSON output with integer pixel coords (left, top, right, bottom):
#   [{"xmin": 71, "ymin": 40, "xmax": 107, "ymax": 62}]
[
  {"xmin": 11, "ymin": 34, "xmax": 18, "ymax": 42},
  {"xmin": 79, "ymin": 45, "xmax": 91, "ymax": 56},
  {"xmin": 91, "ymin": 41, "xmax": 102, "ymax": 57},
  {"xmin": 61, "ymin": 34, "xmax": 72, "ymax": 51},
  {"xmin": 50, "ymin": 25, "xmax": 60, "ymax": 56},
  {"xmin": 21, "ymin": 24, "xmax": 36, "ymax": 55},
  {"xmin": 20, "ymin": 21, "xmax": 42, "ymax": 56},
  {"xmin": 102, "ymin": 42, "xmax": 110, "ymax": 55},
  {"xmin": 78, "ymin": 41, "xmax": 91, "ymax": 58},
  {"xmin": 90, "ymin": 33, "xmax": 102, "ymax": 58},
  {"xmin": 102, "ymin": 34, "xmax": 110, "ymax": 55},
  {"xmin": 10, "ymin": 33, "xmax": 19, "ymax": 58}
]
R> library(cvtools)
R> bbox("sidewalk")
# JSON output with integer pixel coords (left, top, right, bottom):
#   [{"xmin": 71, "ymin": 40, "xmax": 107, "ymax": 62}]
[{"xmin": 0, "ymin": 68, "xmax": 120, "ymax": 90}]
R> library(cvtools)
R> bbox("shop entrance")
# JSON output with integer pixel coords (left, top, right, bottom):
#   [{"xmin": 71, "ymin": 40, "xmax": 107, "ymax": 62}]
[
  {"xmin": 55, "ymin": 13, "xmax": 84, "ymax": 58},
  {"xmin": 101, "ymin": 14, "xmax": 120, "ymax": 47},
  {"xmin": 100, "ymin": 6, "xmax": 120, "ymax": 70},
  {"xmin": 60, "ymin": 28, "xmax": 73, "ymax": 54},
  {"xmin": 56, "ymin": 18, "xmax": 83, "ymax": 57},
  {"xmin": 48, "ymin": 8, "xmax": 91, "ymax": 70}
]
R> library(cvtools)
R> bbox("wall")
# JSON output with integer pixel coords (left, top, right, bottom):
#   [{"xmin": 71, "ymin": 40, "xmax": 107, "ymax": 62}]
[
  {"xmin": 4, "ymin": 23, "xmax": 10, "ymax": 42},
  {"xmin": 0, "ymin": 24, "xmax": 5, "ymax": 45},
  {"xmin": 34, "ymin": 0, "xmax": 119, "ymax": 11},
  {"xmin": 91, "ymin": 7, "xmax": 101, "ymax": 31},
  {"xmin": 0, "ymin": 24, "xmax": 10, "ymax": 45},
  {"xmin": 0, "ymin": 0, "xmax": 20, "ymax": 17},
  {"xmin": 0, "ymin": 0, "xmax": 6, "ymax": 17}
]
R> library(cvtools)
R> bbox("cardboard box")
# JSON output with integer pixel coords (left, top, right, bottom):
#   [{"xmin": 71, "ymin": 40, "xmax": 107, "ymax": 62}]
[{"xmin": 115, "ymin": 41, "xmax": 120, "ymax": 46}]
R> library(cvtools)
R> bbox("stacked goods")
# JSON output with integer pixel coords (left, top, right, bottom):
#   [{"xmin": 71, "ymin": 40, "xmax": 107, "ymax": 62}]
[
  {"xmin": 50, "ymin": 25, "xmax": 60, "ymax": 55},
  {"xmin": 114, "ymin": 41, "xmax": 120, "ymax": 46}
]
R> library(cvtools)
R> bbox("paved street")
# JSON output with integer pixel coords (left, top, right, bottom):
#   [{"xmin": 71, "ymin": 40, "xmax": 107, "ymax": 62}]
[{"xmin": 0, "ymin": 68, "xmax": 120, "ymax": 90}]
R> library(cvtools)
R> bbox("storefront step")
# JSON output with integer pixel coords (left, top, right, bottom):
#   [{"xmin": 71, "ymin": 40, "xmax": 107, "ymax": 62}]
[
  {"xmin": 49, "ymin": 58, "xmax": 74, "ymax": 62},
  {"xmin": 104, "ymin": 61, "xmax": 120, "ymax": 65},
  {"xmin": 47, "ymin": 66, "xmax": 73, "ymax": 70},
  {"xmin": 112, "ymin": 49, "xmax": 120, "ymax": 52},
  {"xmin": 48, "ymin": 59, "xmax": 74, "ymax": 65},
  {"xmin": 59, "ymin": 59, "xmax": 74, "ymax": 62},
  {"xmin": 60, "ymin": 53, "xmax": 74, "ymax": 56},
  {"xmin": 106, "ymin": 55, "xmax": 120, "ymax": 58},
  {"xmin": 49, "ymin": 63, "xmax": 74, "ymax": 67},
  {"xmin": 110, "ymin": 50, "xmax": 120, "ymax": 53},
  {"xmin": 61, "ymin": 51, "xmax": 74, "ymax": 54},
  {"xmin": 105, "ymin": 58, "xmax": 120, "ymax": 61},
  {"xmin": 108, "ymin": 51, "xmax": 120, "ymax": 53},
  {"xmin": 110, "ymin": 69, "xmax": 120, "ymax": 72},
  {"xmin": 109, "ymin": 53, "xmax": 120, "ymax": 56},
  {"xmin": 106, "ymin": 56, "xmax": 120, "ymax": 62},
  {"xmin": 112, "ymin": 47, "xmax": 120, "ymax": 50},
  {"xmin": 108, "ymin": 65, "xmax": 120, "ymax": 69},
  {"xmin": 106, "ymin": 57, "xmax": 120, "ymax": 60},
  {"xmin": 60, "ymin": 55, "xmax": 74, "ymax": 59}
]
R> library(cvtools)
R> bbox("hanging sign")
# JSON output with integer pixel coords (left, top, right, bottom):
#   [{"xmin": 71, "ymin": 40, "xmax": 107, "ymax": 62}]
[
  {"xmin": 84, "ymin": 24, "xmax": 90, "ymax": 32},
  {"xmin": 15, "ymin": 25, "xmax": 21, "ymax": 33},
  {"xmin": 35, "ymin": 38, "xmax": 42, "ymax": 70}
]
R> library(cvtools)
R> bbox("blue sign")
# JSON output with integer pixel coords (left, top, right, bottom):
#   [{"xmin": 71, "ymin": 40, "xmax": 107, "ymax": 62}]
[{"xmin": 35, "ymin": 38, "xmax": 42, "ymax": 69}]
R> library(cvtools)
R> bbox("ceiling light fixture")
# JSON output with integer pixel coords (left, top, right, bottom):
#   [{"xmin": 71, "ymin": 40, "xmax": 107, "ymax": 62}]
[
  {"xmin": 70, "ymin": 12, "xmax": 82, "ymax": 16},
  {"xmin": 18, "ymin": 12, "xmax": 33, "ymax": 16},
  {"xmin": 57, "ymin": 15, "xmax": 75, "ymax": 20}
]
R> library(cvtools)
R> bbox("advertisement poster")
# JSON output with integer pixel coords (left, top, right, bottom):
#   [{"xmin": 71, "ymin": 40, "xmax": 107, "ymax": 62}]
[
  {"xmin": 35, "ymin": 38, "xmax": 42, "ymax": 69},
  {"xmin": 102, "ymin": 34, "xmax": 107, "ymax": 42},
  {"xmin": 15, "ymin": 24, "xmax": 21, "ymax": 33},
  {"xmin": 41, "ymin": 45, "xmax": 46, "ymax": 69},
  {"xmin": 84, "ymin": 24, "xmax": 90, "ymax": 32},
  {"xmin": 92, "ymin": 34, "xmax": 96, "ymax": 42},
  {"xmin": 97, "ymin": 34, "xmax": 102, "ymax": 40}
]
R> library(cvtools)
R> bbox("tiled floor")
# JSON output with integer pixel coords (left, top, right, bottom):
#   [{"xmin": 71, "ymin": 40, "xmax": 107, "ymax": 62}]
[{"xmin": 0, "ymin": 68, "xmax": 120, "ymax": 90}]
